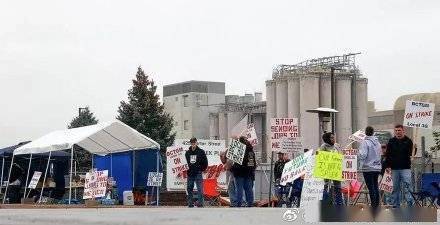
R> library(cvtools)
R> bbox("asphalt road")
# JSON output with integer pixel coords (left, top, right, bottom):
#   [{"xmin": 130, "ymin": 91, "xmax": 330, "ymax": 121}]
[
  {"xmin": 0, "ymin": 208, "xmax": 306, "ymax": 225},
  {"xmin": 0, "ymin": 207, "xmax": 437, "ymax": 224}
]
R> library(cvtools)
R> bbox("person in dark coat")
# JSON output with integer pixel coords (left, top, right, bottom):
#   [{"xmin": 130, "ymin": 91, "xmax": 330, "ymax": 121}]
[
  {"xmin": 231, "ymin": 136, "xmax": 256, "ymax": 207},
  {"xmin": 185, "ymin": 137, "xmax": 208, "ymax": 207},
  {"xmin": 385, "ymin": 124, "xmax": 415, "ymax": 207}
]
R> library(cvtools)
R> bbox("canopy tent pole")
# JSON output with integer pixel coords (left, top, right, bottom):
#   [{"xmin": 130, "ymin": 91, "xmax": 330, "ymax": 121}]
[
  {"xmin": 23, "ymin": 153, "xmax": 33, "ymax": 200},
  {"xmin": 69, "ymin": 146, "xmax": 74, "ymax": 204},
  {"xmin": 38, "ymin": 151, "xmax": 51, "ymax": 204},
  {"xmin": 132, "ymin": 151, "xmax": 135, "ymax": 189},
  {"xmin": 74, "ymin": 160, "xmax": 77, "ymax": 200},
  {"xmin": 0, "ymin": 157, "xmax": 4, "ymax": 195},
  {"xmin": 156, "ymin": 149, "xmax": 159, "ymax": 206},
  {"xmin": 110, "ymin": 153, "xmax": 113, "ymax": 177},
  {"xmin": 2, "ymin": 154, "xmax": 15, "ymax": 204}
]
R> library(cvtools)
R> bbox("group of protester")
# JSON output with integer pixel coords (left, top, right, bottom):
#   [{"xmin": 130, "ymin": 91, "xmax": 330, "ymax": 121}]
[
  {"xmin": 185, "ymin": 136, "xmax": 256, "ymax": 207},
  {"xmin": 184, "ymin": 124, "xmax": 415, "ymax": 209}
]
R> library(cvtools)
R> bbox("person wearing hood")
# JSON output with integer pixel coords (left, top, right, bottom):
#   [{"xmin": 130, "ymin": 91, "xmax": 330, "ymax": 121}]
[
  {"xmin": 185, "ymin": 137, "xmax": 208, "ymax": 207},
  {"xmin": 320, "ymin": 132, "xmax": 343, "ymax": 205},
  {"xmin": 358, "ymin": 126, "xmax": 382, "ymax": 209}
]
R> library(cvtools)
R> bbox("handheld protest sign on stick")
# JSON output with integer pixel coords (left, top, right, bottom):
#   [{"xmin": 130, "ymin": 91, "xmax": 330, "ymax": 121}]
[
  {"xmin": 403, "ymin": 100, "xmax": 435, "ymax": 156},
  {"xmin": 270, "ymin": 118, "xmax": 299, "ymax": 152},
  {"xmin": 226, "ymin": 139, "xmax": 246, "ymax": 165},
  {"xmin": 242, "ymin": 123, "xmax": 259, "ymax": 147},
  {"xmin": 379, "ymin": 170, "xmax": 393, "ymax": 193},
  {"xmin": 313, "ymin": 151, "xmax": 343, "ymax": 181},
  {"xmin": 280, "ymin": 150, "xmax": 313, "ymax": 185}
]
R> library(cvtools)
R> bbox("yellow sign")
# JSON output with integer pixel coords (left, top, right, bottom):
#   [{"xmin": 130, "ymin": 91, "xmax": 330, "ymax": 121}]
[{"xmin": 313, "ymin": 150, "xmax": 343, "ymax": 181}]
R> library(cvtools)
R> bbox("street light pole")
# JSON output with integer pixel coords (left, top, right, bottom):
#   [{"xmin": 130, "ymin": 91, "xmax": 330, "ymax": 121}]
[{"xmin": 330, "ymin": 67, "xmax": 335, "ymax": 134}]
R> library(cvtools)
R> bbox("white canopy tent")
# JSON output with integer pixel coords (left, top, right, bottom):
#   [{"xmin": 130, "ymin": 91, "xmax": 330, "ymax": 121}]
[{"xmin": 3, "ymin": 120, "xmax": 161, "ymax": 205}]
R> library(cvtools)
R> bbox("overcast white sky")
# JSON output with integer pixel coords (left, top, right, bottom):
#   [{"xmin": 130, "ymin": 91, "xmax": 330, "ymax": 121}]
[{"xmin": 1, "ymin": 0, "xmax": 439, "ymax": 147}]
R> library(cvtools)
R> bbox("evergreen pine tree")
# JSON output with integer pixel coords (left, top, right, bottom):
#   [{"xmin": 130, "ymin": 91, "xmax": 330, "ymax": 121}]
[
  {"xmin": 67, "ymin": 107, "xmax": 99, "ymax": 172},
  {"xmin": 117, "ymin": 66, "xmax": 175, "ymax": 169}
]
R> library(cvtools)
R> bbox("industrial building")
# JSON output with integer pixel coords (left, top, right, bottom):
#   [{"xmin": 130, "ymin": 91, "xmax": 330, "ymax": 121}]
[
  {"xmin": 163, "ymin": 81, "xmax": 225, "ymax": 140},
  {"xmin": 265, "ymin": 54, "xmax": 368, "ymax": 161}
]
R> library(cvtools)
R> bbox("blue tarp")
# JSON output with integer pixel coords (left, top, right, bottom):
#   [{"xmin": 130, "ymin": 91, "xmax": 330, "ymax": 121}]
[{"xmin": 93, "ymin": 148, "xmax": 162, "ymax": 203}]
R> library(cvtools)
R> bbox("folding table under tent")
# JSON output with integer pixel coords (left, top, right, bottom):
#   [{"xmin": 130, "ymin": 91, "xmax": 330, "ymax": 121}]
[
  {"xmin": 4, "ymin": 120, "xmax": 161, "ymax": 205},
  {"xmin": 0, "ymin": 141, "xmax": 71, "ymax": 202}
]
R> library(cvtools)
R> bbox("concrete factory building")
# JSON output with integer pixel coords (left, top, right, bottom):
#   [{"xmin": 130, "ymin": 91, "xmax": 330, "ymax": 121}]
[
  {"xmin": 163, "ymin": 81, "xmax": 225, "ymax": 140},
  {"xmin": 266, "ymin": 55, "xmax": 368, "ymax": 158}
]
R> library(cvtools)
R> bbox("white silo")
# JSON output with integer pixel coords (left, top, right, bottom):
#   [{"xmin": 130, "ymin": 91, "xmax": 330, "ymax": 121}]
[
  {"xmin": 265, "ymin": 80, "xmax": 276, "ymax": 159},
  {"xmin": 355, "ymin": 78, "xmax": 368, "ymax": 131},
  {"xmin": 276, "ymin": 77, "xmax": 288, "ymax": 117},
  {"xmin": 299, "ymin": 74, "xmax": 320, "ymax": 149},
  {"xmin": 335, "ymin": 74, "xmax": 353, "ymax": 146},
  {"xmin": 287, "ymin": 76, "xmax": 300, "ymax": 119},
  {"xmin": 319, "ymin": 73, "xmax": 332, "ymax": 108}
]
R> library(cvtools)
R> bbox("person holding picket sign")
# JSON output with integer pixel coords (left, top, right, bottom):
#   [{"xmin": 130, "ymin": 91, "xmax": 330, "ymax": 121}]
[
  {"xmin": 220, "ymin": 148, "xmax": 237, "ymax": 207},
  {"xmin": 320, "ymin": 132, "xmax": 343, "ymax": 205},
  {"xmin": 185, "ymin": 137, "xmax": 208, "ymax": 208},
  {"xmin": 231, "ymin": 136, "xmax": 256, "ymax": 207},
  {"xmin": 385, "ymin": 125, "xmax": 415, "ymax": 208},
  {"xmin": 358, "ymin": 126, "xmax": 382, "ymax": 210}
]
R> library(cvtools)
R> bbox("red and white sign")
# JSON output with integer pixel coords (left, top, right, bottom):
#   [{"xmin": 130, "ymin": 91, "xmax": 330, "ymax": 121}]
[
  {"xmin": 403, "ymin": 100, "xmax": 435, "ymax": 129},
  {"xmin": 166, "ymin": 146, "xmax": 188, "ymax": 179},
  {"xmin": 270, "ymin": 118, "xmax": 299, "ymax": 152},
  {"xmin": 166, "ymin": 139, "xmax": 226, "ymax": 191},
  {"xmin": 83, "ymin": 170, "xmax": 108, "ymax": 199},
  {"xmin": 342, "ymin": 149, "xmax": 358, "ymax": 181},
  {"xmin": 241, "ymin": 123, "xmax": 258, "ymax": 147},
  {"xmin": 379, "ymin": 170, "xmax": 393, "ymax": 193},
  {"xmin": 349, "ymin": 130, "xmax": 366, "ymax": 142}
]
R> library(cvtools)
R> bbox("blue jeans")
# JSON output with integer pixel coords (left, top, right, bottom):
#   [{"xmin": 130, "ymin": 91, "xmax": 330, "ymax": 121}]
[
  {"xmin": 323, "ymin": 180, "xmax": 343, "ymax": 205},
  {"xmin": 391, "ymin": 169, "xmax": 414, "ymax": 207},
  {"xmin": 228, "ymin": 175, "xmax": 238, "ymax": 207},
  {"xmin": 234, "ymin": 176, "xmax": 254, "ymax": 207},
  {"xmin": 187, "ymin": 173, "xmax": 204, "ymax": 207}
]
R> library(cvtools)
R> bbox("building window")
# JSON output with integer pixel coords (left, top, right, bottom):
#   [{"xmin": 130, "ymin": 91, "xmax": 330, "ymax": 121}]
[
  {"xmin": 184, "ymin": 120, "xmax": 189, "ymax": 130},
  {"xmin": 183, "ymin": 95, "xmax": 189, "ymax": 107}
]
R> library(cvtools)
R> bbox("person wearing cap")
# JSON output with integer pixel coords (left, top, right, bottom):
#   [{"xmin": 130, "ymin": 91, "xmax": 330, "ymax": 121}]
[{"xmin": 185, "ymin": 137, "xmax": 208, "ymax": 207}]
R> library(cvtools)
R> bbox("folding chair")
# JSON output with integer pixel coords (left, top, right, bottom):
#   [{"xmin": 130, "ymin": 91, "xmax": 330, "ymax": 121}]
[
  {"xmin": 352, "ymin": 182, "xmax": 370, "ymax": 205},
  {"xmin": 410, "ymin": 173, "xmax": 439, "ymax": 208},
  {"xmin": 202, "ymin": 178, "xmax": 221, "ymax": 206},
  {"xmin": 341, "ymin": 180, "xmax": 362, "ymax": 205}
]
